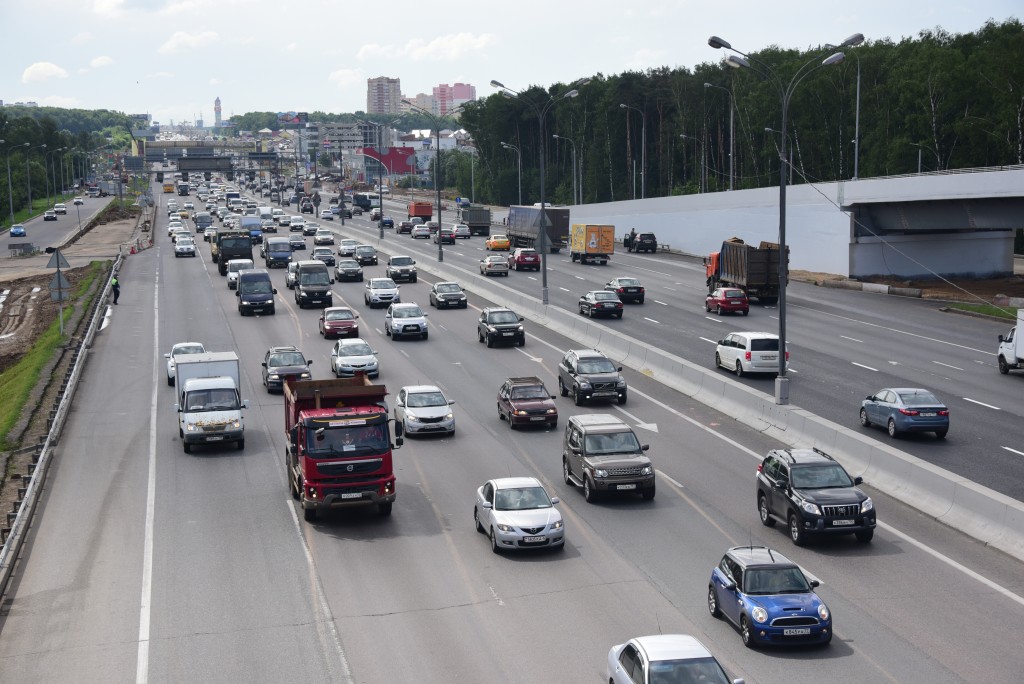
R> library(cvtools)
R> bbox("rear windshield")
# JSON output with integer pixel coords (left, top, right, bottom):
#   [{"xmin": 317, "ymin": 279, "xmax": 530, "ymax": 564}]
[
  {"xmin": 897, "ymin": 390, "xmax": 941, "ymax": 406},
  {"xmin": 749, "ymin": 338, "xmax": 779, "ymax": 352}
]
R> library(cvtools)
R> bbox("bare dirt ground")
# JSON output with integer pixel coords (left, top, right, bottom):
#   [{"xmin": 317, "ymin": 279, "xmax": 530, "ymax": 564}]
[{"xmin": 791, "ymin": 270, "xmax": 1024, "ymax": 303}]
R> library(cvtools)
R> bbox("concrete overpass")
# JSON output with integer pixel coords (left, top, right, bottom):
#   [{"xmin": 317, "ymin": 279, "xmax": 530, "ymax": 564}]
[{"xmin": 570, "ymin": 165, "xmax": 1024, "ymax": 278}]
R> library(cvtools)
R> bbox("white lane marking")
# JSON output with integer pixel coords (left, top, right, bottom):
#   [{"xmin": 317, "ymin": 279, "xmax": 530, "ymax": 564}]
[
  {"xmin": 840, "ymin": 335, "xmax": 863, "ymax": 343},
  {"xmin": 488, "ymin": 585, "xmax": 505, "ymax": 607},
  {"xmin": 1003, "ymin": 446, "xmax": 1024, "ymax": 457},
  {"xmin": 285, "ymin": 500, "xmax": 354, "ymax": 680},
  {"xmin": 614, "ymin": 406, "xmax": 658, "ymax": 432},
  {"xmin": 664, "ymin": 286, "xmax": 677, "ymax": 291},
  {"xmin": 514, "ymin": 347, "xmax": 542, "ymax": 361},
  {"xmin": 559, "ymin": 287, "xmax": 571, "ymax": 292},
  {"xmin": 699, "ymin": 337, "xmax": 718, "ymax": 345},
  {"xmin": 657, "ymin": 470, "xmax": 684, "ymax": 489},
  {"xmin": 574, "ymin": 275, "xmax": 585, "ymax": 280},
  {"xmin": 852, "ymin": 362, "xmax": 878, "ymax": 372},
  {"xmin": 933, "ymin": 361, "xmax": 964, "ymax": 371},
  {"xmin": 643, "ymin": 317, "xmax": 660, "ymax": 324},
  {"xmin": 963, "ymin": 397, "xmax": 1001, "ymax": 410},
  {"xmin": 136, "ymin": 267, "xmax": 160, "ymax": 684},
  {"xmin": 527, "ymin": 276, "xmax": 538, "ymax": 281},
  {"xmin": 705, "ymin": 317, "xmax": 724, "ymax": 323},
  {"xmin": 654, "ymin": 300, "xmax": 668, "ymax": 306}
]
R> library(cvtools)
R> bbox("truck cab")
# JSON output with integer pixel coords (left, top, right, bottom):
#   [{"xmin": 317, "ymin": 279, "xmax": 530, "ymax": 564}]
[
  {"xmin": 173, "ymin": 352, "xmax": 248, "ymax": 453},
  {"xmin": 997, "ymin": 311, "xmax": 1024, "ymax": 374}
]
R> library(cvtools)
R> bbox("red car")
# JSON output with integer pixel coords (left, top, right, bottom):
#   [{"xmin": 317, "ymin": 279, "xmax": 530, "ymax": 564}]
[
  {"xmin": 318, "ymin": 306, "xmax": 360, "ymax": 338},
  {"xmin": 705, "ymin": 287, "xmax": 749, "ymax": 315},
  {"xmin": 497, "ymin": 376, "xmax": 558, "ymax": 429},
  {"xmin": 508, "ymin": 248, "xmax": 541, "ymax": 271}
]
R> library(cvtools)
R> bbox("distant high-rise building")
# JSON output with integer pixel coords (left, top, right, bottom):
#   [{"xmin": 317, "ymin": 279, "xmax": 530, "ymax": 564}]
[
  {"xmin": 214, "ymin": 96, "xmax": 222, "ymax": 127},
  {"xmin": 367, "ymin": 77, "xmax": 401, "ymax": 114},
  {"xmin": 433, "ymin": 82, "xmax": 476, "ymax": 117}
]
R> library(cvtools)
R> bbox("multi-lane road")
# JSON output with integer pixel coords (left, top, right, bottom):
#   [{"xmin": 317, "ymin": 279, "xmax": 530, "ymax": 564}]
[{"xmin": 1, "ymin": 182, "xmax": 1022, "ymax": 683}]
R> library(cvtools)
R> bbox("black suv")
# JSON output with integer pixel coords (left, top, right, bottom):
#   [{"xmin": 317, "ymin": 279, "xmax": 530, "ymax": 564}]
[
  {"xmin": 562, "ymin": 414, "xmax": 654, "ymax": 502},
  {"xmin": 628, "ymin": 232, "xmax": 657, "ymax": 253},
  {"xmin": 477, "ymin": 307, "xmax": 525, "ymax": 347},
  {"xmin": 756, "ymin": 448, "xmax": 876, "ymax": 546},
  {"xmin": 261, "ymin": 346, "xmax": 312, "ymax": 393},
  {"xmin": 385, "ymin": 255, "xmax": 418, "ymax": 283},
  {"xmin": 558, "ymin": 349, "xmax": 627, "ymax": 405}
]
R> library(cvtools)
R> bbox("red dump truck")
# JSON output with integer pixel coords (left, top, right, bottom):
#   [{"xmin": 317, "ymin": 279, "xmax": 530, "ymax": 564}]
[
  {"xmin": 284, "ymin": 375, "xmax": 402, "ymax": 521},
  {"xmin": 408, "ymin": 201, "xmax": 433, "ymax": 221}
]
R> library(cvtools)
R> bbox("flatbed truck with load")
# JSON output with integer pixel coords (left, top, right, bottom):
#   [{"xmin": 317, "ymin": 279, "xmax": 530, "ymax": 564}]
[
  {"xmin": 458, "ymin": 205, "xmax": 492, "ymax": 236},
  {"xmin": 705, "ymin": 237, "xmax": 789, "ymax": 305},
  {"xmin": 997, "ymin": 311, "xmax": 1024, "ymax": 374},
  {"xmin": 408, "ymin": 201, "xmax": 434, "ymax": 222},
  {"xmin": 173, "ymin": 352, "xmax": 248, "ymax": 453},
  {"xmin": 284, "ymin": 376, "xmax": 403, "ymax": 521},
  {"xmin": 569, "ymin": 224, "xmax": 615, "ymax": 265},
  {"xmin": 506, "ymin": 205, "xmax": 569, "ymax": 253}
]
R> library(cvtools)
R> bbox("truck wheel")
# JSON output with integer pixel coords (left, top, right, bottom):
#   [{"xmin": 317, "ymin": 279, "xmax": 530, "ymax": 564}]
[
  {"xmin": 304, "ymin": 507, "xmax": 316, "ymax": 522},
  {"xmin": 237, "ymin": 439, "xmax": 244, "ymax": 450},
  {"xmin": 998, "ymin": 356, "xmax": 1009, "ymax": 374},
  {"xmin": 758, "ymin": 493, "xmax": 776, "ymax": 527},
  {"xmin": 183, "ymin": 442, "xmax": 192, "ymax": 454},
  {"xmin": 289, "ymin": 468, "xmax": 299, "ymax": 500},
  {"xmin": 378, "ymin": 502, "xmax": 393, "ymax": 517}
]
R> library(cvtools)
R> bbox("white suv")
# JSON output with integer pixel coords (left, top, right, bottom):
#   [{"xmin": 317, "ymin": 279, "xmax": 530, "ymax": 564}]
[
  {"xmin": 364, "ymin": 278, "xmax": 400, "ymax": 308},
  {"xmin": 385, "ymin": 303, "xmax": 428, "ymax": 340},
  {"xmin": 714, "ymin": 331, "xmax": 789, "ymax": 377}
]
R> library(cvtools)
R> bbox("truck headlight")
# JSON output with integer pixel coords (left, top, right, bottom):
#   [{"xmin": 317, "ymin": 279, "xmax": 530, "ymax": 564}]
[
  {"xmin": 800, "ymin": 500, "xmax": 822, "ymax": 516},
  {"xmin": 752, "ymin": 607, "xmax": 768, "ymax": 623},
  {"xmin": 186, "ymin": 424, "xmax": 197, "ymax": 432},
  {"xmin": 231, "ymin": 420, "xmax": 241, "ymax": 428}
]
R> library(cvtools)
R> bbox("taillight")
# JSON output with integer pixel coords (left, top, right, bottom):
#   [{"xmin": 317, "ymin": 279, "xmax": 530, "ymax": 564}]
[
  {"xmin": 745, "ymin": 352, "xmax": 751, "ymax": 361},
  {"xmin": 785, "ymin": 351, "xmax": 790, "ymax": 361},
  {"xmin": 757, "ymin": 463, "xmax": 763, "ymax": 473},
  {"xmin": 938, "ymin": 410, "xmax": 949, "ymax": 416},
  {"xmin": 898, "ymin": 408, "xmax": 920, "ymax": 416},
  {"xmin": 639, "ymin": 287, "xmax": 645, "ymax": 293},
  {"xmin": 616, "ymin": 288, "xmax": 625, "ymax": 293}
]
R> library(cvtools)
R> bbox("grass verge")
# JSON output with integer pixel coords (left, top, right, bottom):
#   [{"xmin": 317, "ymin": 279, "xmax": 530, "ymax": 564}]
[{"xmin": 946, "ymin": 303, "xmax": 1019, "ymax": 321}]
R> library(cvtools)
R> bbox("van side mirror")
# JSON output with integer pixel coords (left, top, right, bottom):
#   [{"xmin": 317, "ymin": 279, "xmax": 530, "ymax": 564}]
[
  {"xmin": 998, "ymin": 334, "xmax": 1005, "ymax": 343},
  {"xmin": 242, "ymin": 399, "xmax": 250, "ymax": 409},
  {"xmin": 272, "ymin": 288, "xmax": 277, "ymax": 294},
  {"xmin": 262, "ymin": 362, "xmax": 267, "ymax": 367},
  {"xmin": 854, "ymin": 476, "xmax": 863, "ymax": 485},
  {"xmin": 173, "ymin": 403, "xmax": 181, "ymax": 412},
  {"xmin": 641, "ymin": 444, "xmax": 650, "ymax": 451}
]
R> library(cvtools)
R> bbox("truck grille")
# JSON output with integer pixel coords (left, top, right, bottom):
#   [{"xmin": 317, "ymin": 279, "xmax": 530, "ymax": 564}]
[
  {"xmin": 201, "ymin": 424, "xmax": 226, "ymax": 432},
  {"xmin": 822, "ymin": 504, "xmax": 860, "ymax": 517},
  {"xmin": 322, "ymin": 484, "xmax": 380, "ymax": 497},
  {"xmin": 317, "ymin": 458, "xmax": 383, "ymax": 476}
]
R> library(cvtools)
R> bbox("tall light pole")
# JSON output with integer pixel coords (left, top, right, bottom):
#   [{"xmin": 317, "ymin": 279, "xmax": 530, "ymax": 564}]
[
  {"xmin": 500, "ymin": 142, "xmax": 522, "ymax": 205},
  {"xmin": 47, "ymin": 147, "xmax": 66, "ymax": 207},
  {"xmin": 552, "ymin": 134, "xmax": 579, "ymax": 205},
  {"xmin": 27, "ymin": 144, "xmax": 47, "ymax": 216},
  {"xmin": 619, "ymin": 103, "xmax": 646, "ymax": 198},
  {"xmin": 679, "ymin": 134, "xmax": 701, "ymax": 193},
  {"xmin": 493, "ymin": 79, "xmax": 588, "ymax": 305},
  {"xmin": 3, "ymin": 142, "xmax": 28, "ymax": 225},
  {"xmin": 704, "ymin": 83, "xmax": 734, "ymax": 191},
  {"xmin": 853, "ymin": 51, "xmax": 861, "ymax": 180},
  {"xmin": 710, "ymin": 32, "xmax": 861, "ymax": 405},
  {"xmin": 359, "ymin": 118, "xmax": 400, "ymax": 239}
]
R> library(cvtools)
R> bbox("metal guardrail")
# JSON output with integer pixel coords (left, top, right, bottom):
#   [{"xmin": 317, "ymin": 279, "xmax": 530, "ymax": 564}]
[{"xmin": 0, "ymin": 253, "xmax": 122, "ymax": 597}]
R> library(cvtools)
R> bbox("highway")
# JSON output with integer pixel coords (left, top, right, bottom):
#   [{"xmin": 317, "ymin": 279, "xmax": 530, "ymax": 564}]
[{"xmin": 0, "ymin": 181, "xmax": 1022, "ymax": 683}]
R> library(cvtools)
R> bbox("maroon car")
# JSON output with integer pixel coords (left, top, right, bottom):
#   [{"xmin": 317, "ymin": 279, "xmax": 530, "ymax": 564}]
[
  {"xmin": 497, "ymin": 376, "xmax": 558, "ymax": 429},
  {"xmin": 318, "ymin": 306, "xmax": 360, "ymax": 338},
  {"xmin": 705, "ymin": 287, "xmax": 749, "ymax": 315},
  {"xmin": 508, "ymin": 248, "xmax": 541, "ymax": 271}
]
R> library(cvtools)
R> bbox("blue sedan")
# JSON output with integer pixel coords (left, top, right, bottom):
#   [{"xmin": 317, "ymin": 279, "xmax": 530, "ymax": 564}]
[
  {"xmin": 10, "ymin": 224, "xmax": 26, "ymax": 237},
  {"xmin": 860, "ymin": 387, "xmax": 949, "ymax": 439}
]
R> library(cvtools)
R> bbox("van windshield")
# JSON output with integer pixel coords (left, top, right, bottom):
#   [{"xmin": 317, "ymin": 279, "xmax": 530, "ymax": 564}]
[
  {"xmin": 184, "ymin": 388, "xmax": 240, "ymax": 412},
  {"xmin": 240, "ymin": 278, "xmax": 272, "ymax": 295},
  {"xmin": 300, "ymin": 271, "xmax": 330, "ymax": 286}
]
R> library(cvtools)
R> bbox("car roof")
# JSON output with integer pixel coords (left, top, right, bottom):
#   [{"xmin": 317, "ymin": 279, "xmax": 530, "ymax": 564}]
[
  {"xmin": 768, "ymin": 447, "xmax": 836, "ymax": 467},
  {"xmin": 390, "ymin": 302, "xmax": 420, "ymax": 310},
  {"xmin": 569, "ymin": 414, "xmax": 627, "ymax": 428},
  {"xmin": 728, "ymin": 331, "xmax": 778, "ymax": 339},
  {"xmin": 171, "ymin": 341, "xmax": 204, "ymax": 350},
  {"xmin": 268, "ymin": 345, "xmax": 300, "ymax": 354},
  {"xmin": 483, "ymin": 306, "xmax": 516, "ymax": 314},
  {"xmin": 402, "ymin": 384, "xmax": 443, "ymax": 394},
  {"xmin": 571, "ymin": 348, "xmax": 611, "ymax": 360},
  {"xmin": 507, "ymin": 376, "xmax": 545, "ymax": 386},
  {"xmin": 491, "ymin": 476, "xmax": 542, "ymax": 490},
  {"xmin": 632, "ymin": 634, "xmax": 712, "ymax": 662},
  {"xmin": 726, "ymin": 545, "xmax": 798, "ymax": 569}
]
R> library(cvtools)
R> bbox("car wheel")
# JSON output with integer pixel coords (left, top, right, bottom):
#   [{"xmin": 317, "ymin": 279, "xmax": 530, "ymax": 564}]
[
  {"xmin": 237, "ymin": 438, "xmax": 244, "ymax": 451},
  {"xmin": 422, "ymin": 331, "xmax": 428, "ymax": 340},
  {"xmin": 573, "ymin": 386, "xmax": 584, "ymax": 406},
  {"xmin": 789, "ymin": 512, "xmax": 806, "ymax": 546},
  {"xmin": 486, "ymin": 334, "xmax": 493, "ymax": 348},
  {"xmin": 579, "ymin": 304, "xmax": 585, "ymax": 316},
  {"xmin": 498, "ymin": 405, "xmax": 505, "ymax": 421},
  {"xmin": 166, "ymin": 375, "xmax": 174, "ymax": 387},
  {"xmin": 563, "ymin": 458, "xmax": 574, "ymax": 486},
  {"xmin": 715, "ymin": 352, "xmax": 722, "ymax": 370},
  {"xmin": 638, "ymin": 297, "xmax": 644, "ymax": 304},
  {"xmin": 887, "ymin": 418, "xmax": 899, "ymax": 438},
  {"xmin": 859, "ymin": 408, "xmax": 871, "ymax": 428},
  {"xmin": 855, "ymin": 528, "xmax": 874, "ymax": 543},
  {"xmin": 708, "ymin": 585, "xmax": 722, "ymax": 618},
  {"xmin": 734, "ymin": 361, "xmax": 744, "ymax": 377},
  {"xmin": 617, "ymin": 392, "xmax": 627, "ymax": 405},
  {"xmin": 490, "ymin": 527, "xmax": 501, "ymax": 554},
  {"xmin": 705, "ymin": 301, "xmax": 711, "ymax": 312},
  {"xmin": 616, "ymin": 312, "xmax": 623, "ymax": 319},
  {"xmin": 741, "ymin": 616, "xmax": 757, "ymax": 649},
  {"xmin": 998, "ymin": 356, "xmax": 1010, "ymax": 374},
  {"xmin": 558, "ymin": 377, "xmax": 568, "ymax": 396},
  {"xmin": 758, "ymin": 493, "xmax": 776, "ymax": 527},
  {"xmin": 641, "ymin": 485, "xmax": 655, "ymax": 501},
  {"xmin": 742, "ymin": 309, "xmax": 748, "ymax": 316},
  {"xmin": 478, "ymin": 329, "xmax": 484, "ymax": 343},
  {"xmin": 935, "ymin": 429, "xmax": 948, "ymax": 439},
  {"xmin": 475, "ymin": 507, "xmax": 485, "ymax": 533},
  {"xmin": 717, "ymin": 305, "xmax": 724, "ymax": 315},
  {"xmin": 583, "ymin": 477, "xmax": 597, "ymax": 503}
]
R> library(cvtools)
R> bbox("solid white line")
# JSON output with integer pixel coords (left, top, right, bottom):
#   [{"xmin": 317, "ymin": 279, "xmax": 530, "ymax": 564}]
[
  {"xmin": 643, "ymin": 317, "xmax": 660, "ymax": 324},
  {"xmin": 136, "ymin": 263, "xmax": 160, "ymax": 684},
  {"xmin": 852, "ymin": 362, "xmax": 878, "ymax": 372},
  {"xmin": 559, "ymin": 287, "xmax": 571, "ymax": 292},
  {"xmin": 699, "ymin": 336, "xmax": 718, "ymax": 344},
  {"xmin": 840, "ymin": 335, "xmax": 863, "ymax": 343},
  {"xmin": 657, "ymin": 470, "xmax": 685, "ymax": 489},
  {"xmin": 933, "ymin": 361, "xmax": 964, "ymax": 371},
  {"xmin": 654, "ymin": 300, "xmax": 668, "ymax": 306},
  {"xmin": 1003, "ymin": 446, "xmax": 1024, "ymax": 457},
  {"xmin": 963, "ymin": 397, "xmax": 1001, "ymax": 410}
]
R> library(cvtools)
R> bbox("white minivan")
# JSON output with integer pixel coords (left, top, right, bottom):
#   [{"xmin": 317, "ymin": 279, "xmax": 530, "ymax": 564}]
[{"xmin": 714, "ymin": 331, "xmax": 789, "ymax": 377}]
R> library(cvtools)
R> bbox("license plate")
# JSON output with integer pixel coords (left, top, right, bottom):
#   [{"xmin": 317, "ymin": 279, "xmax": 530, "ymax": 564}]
[
  {"xmin": 920, "ymin": 412, "xmax": 936, "ymax": 417},
  {"xmin": 784, "ymin": 628, "xmax": 811, "ymax": 636},
  {"xmin": 206, "ymin": 436, "xmax": 223, "ymax": 442},
  {"xmin": 502, "ymin": 332, "xmax": 513, "ymax": 336},
  {"xmin": 340, "ymin": 492, "xmax": 363, "ymax": 500},
  {"xmin": 523, "ymin": 536, "xmax": 546, "ymax": 543},
  {"xmin": 530, "ymin": 416, "xmax": 545, "ymax": 421},
  {"xmin": 832, "ymin": 519, "xmax": 855, "ymax": 526},
  {"xmin": 762, "ymin": 354, "xmax": 777, "ymax": 360},
  {"xmin": 618, "ymin": 483, "xmax": 637, "ymax": 490}
]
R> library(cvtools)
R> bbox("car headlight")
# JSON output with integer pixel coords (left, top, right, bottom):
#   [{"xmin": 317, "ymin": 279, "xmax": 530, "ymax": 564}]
[
  {"xmin": 300, "ymin": 372, "xmax": 310, "ymax": 379},
  {"xmin": 751, "ymin": 606, "xmax": 768, "ymax": 623},
  {"xmin": 641, "ymin": 465, "xmax": 653, "ymax": 476},
  {"xmin": 818, "ymin": 604, "xmax": 830, "ymax": 621},
  {"xmin": 593, "ymin": 468, "xmax": 608, "ymax": 478},
  {"xmin": 264, "ymin": 299, "xmax": 274, "ymax": 304},
  {"xmin": 616, "ymin": 379, "xmax": 627, "ymax": 388},
  {"xmin": 861, "ymin": 497, "xmax": 874, "ymax": 513},
  {"xmin": 515, "ymin": 410, "xmax": 528, "ymax": 416},
  {"xmin": 578, "ymin": 381, "xmax": 591, "ymax": 389},
  {"xmin": 546, "ymin": 408, "xmax": 557, "ymax": 414},
  {"xmin": 496, "ymin": 523, "xmax": 515, "ymax": 533},
  {"xmin": 550, "ymin": 520, "xmax": 563, "ymax": 530},
  {"xmin": 487, "ymin": 326, "xmax": 496, "ymax": 333},
  {"xmin": 231, "ymin": 419, "xmax": 241, "ymax": 428},
  {"xmin": 269, "ymin": 374, "xmax": 279, "ymax": 380},
  {"xmin": 800, "ymin": 500, "xmax": 822, "ymax": 516},
  {"xmin": 445, "ymin": 413, "xmax": 453, "ymax": 420},
  {"xmin": 517, "ymin": 325, "xmax": 524, "ymax": 332}
]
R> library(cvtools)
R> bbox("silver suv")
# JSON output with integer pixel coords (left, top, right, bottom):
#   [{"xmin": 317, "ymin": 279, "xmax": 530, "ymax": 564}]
[
  {"xmin": 562, "ymin": 414, "xmax": 654, "ymax": 502},
  {"xmin": 364, "ymin": 277, "xmax": 400, "ymax": 308},
  {"xmin": 558, "ymin": 349, "xmax": 627, "ymax": 405}
]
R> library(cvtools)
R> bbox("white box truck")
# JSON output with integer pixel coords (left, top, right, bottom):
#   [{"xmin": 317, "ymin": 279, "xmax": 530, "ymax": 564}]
[
  {"xmin": 997, "ymin": 310, "xmax": 1024, "ymax": 375},
  {"xmin": 173, "ymin": 352, "xmax": 249, "ymax": 452}
]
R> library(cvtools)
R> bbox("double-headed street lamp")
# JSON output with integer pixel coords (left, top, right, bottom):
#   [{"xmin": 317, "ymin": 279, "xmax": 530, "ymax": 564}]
[
  {"xmin": 703, "ymin": 83, "xmax": 734, "ymax": 191},
  {"xmin": 709, "ymin": 32, "xmax": 862, "ymax": 405},
  {"xmin": 551, "ymin": 134, "xmax": 580, "ymax": 205},
  {"xmin": 619, "ymin": 102, "xmax": 646, "ymax": 199},
  {"xmin": 359, "ymin": 118, "xmax": 401, "ymax": 239},
  {"xmin": 491, "ymin": 78, "xmax": 588, "ymax": 305},
  {"xmin": 500, "ymin": 142, "xmax": 522, "ymax": 205},
  {"xmin": 46, "ymin": 147, "xmax": 67, "ymax": 207}
]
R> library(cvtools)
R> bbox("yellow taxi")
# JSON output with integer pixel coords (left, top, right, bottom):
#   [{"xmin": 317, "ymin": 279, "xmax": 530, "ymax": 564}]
[
  {"xmin": 485, "ymin": 233, "xmax": 511, "ymax": 251},
  {"xmin": 178, "ymin": 210, "xmax": 191, "ymax": 220}
]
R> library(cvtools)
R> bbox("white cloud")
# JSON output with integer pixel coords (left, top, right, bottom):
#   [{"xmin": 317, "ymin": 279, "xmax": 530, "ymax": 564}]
[
  {"xmin": 328, "ymin": 69, "xmax": 361, "ymax": 89},
  {"xmin": 285, "ymin": 43, "xmax": 297, "ymax": 52},
  {"xmin": 624, "ymin": 48, "xmax": 668, "ymax": 71},
  {"xmin": 146, "ymin": 71, "xmax": 175, "ymax": 79},
  {"xmin": 160, "ymin": 0, "xmax": 200, "ymax": 15},
  {"xmin": 209, "ymin": 77, "xmax": 221, "ymax": 85},
  {"xmin": 357, "ymin": 32, "xmax": 495, "ymax": 63},
  {"xmin": 158, "ymin": 30, "xmax": 218, "ymax": 54},
  {"xmin": 90, "ymin": 55, "xmax": 115, "ymax": 69},
  {"xmin": 91, "ymin": 0, "xmax": 124, "ymax": 16},
  {"xmin": 22, "ymin": 62, "xmax": 69, "ymax": 83},
  {"xmin": 72, "ymin": 32, "xmax": 93, "ymax": 45},
  {"xmin": 78, "ymin": 68, "xmax": 90, "ymax": 74}
]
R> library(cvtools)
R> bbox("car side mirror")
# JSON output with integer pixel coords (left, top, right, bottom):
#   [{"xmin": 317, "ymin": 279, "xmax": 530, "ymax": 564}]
[
  {"xmin": 306, "ymin": 359, "xmax": 313, "ymax": 365},
  {"xmin": 616, "ymin": 367, "xmax": 623, "ymax": 372},
  {"xmin": 550, "ymin": 395, "xmax": 557, "ymax": 400},
  {"xmin": 262, "ymin": 362, "xmax": 267, "ymax": 368},
  {"xmin": 854, "ymin": 476, "xmax": 863, "ymax": 485},
  {"xmin": 550, "ymin": 497, "xmax": 560, "ymax": 505},
  {"xmin": 865, "ymin": 395, "xmax": 873, "ymax": 400},
  {"xmin": 163, "ymin": 353, "xmax": 170, "ymax": 359},
  {"xmin": 809, "ymin": 579, "xmax": 820, "ymax": 588},
  {"xmin": 723, "ymin": 580, "xmax": 736, "ymax": 591},
  {"xmin": 242, "ymin": 399, "xmax": 250, "ymax": 409},
  {"xmin": 481, "ymin": 501, "xmax": 493, "ymax": 510},
  {"xmin": 236, "ymin": 291, "xmax": 240, "ymax": 297},
  {"xmin": 272, "ymin": 288, "xmax": 278, "ymax": 294},
  {"xmin": 412, "ymin": 260, "xmax": 416, "ymax": 264},
  {"xmin": 329, "ymin": 278, "xmax": 334, "ymax": 284},
  {"xmin": 448, "ymin": 399, "xmax": 455, "ymax": 405},
  {"xmin": 173, "ymin": 403, "xmax": 181, "ymax": 412},
  {"xmin": 518, "ymin": 316, "xmax": 524, "ymax": 322},
  {"xmin": 641, "ymin": 444, "xmax": 650, "ymax": 451}
]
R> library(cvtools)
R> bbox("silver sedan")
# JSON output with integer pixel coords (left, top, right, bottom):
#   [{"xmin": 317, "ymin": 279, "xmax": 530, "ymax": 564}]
[{"xmin": 474, "ymin": 477, "xmax": 564, "ymax": 553}]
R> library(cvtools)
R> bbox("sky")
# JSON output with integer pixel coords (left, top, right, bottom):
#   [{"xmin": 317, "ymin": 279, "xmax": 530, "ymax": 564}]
[{"xmin": 1, "ymin": 1, "xmax": 1019, "ymax": 126}]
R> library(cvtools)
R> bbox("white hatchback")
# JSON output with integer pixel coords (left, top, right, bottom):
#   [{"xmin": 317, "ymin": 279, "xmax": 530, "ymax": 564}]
[{"xmin": 714, "ymin": 331, "xmax": 789, "ymax": 377}]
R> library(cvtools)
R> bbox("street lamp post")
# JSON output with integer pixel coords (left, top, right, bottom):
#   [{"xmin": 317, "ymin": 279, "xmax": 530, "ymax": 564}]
[
  {"xmin": 853, "ymin": 52, "xmax": 861, "ymax": 180},
  {"xmin": 491, "ymin": 79, "xmax": 588, "ymax": 305},
  {"xmin": 710, "ymin": 32, "xmax": 862, "ymax": 404},
  {"xmin": 400, "ymin": 104, "xmax": 461, "ymax": 262},
  {"xmin": 704, "ymin": 83, "xmax": 734, "ymax": 191},
  {"xmin": 48, "ymin": 147, "xmax": 66, "ymax": 207},
  {"xmin": 619, "ymin": 103, "xmax": 646, "ymax": 199},
  {"xmin": 500, "ymin": 142, "xmax": 522, "ymax": 205},
  {"xmin": 359, "ymin": 118, "xmax": 400, "ymax": 239},
  {"xmin": 3, "ymin": 142, "xmax": 29, "ymax": 225},
  {"xmin": 552, "ymin": 134, "xmax": 579, "ymax": 205},
  {"xmin": 679, "ymin": 134, "xmax": 701, "ymax": 192},
  {"xmin": 27, "ymin": 144, "xmax": 47, "ymax": 216}
]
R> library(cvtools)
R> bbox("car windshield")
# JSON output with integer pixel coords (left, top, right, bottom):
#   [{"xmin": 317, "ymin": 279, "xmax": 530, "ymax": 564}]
[
  {"xmin": 300, "ymin": 271, "xmax": 330, "ymax": 286},
  {"xmin": 184, "ymin": 388, "xmax": 240, "ymax": 412},
  {"xmin": 325, "ymin": 309, "xmax": 354, "ymax": 321},
  {"xmin": 228, "ymin": 261, "xmax": 253, "ymax": 272},
  {"xmin": 584, "ymin": 431, "xmax": 640, "ymax": 454},
  {"xmin": 371, "ymin": 279, "xmax": 396, "ymax": 289},
  {"xmin": 648, "ymin": 659, "xmax": 731, "ymax": 684},
  {"xmin": 616, "ymin": 278, "xmax": 640, "ymax": 287},
  {"xmin": 313, "ymin": 249, "xmax": 332, "ymax": 256},
  {"xmin": 791, "ymin": 464, "xmax": 854, "ymax": 489},
  {"xmin": 305, "ymin": 420, "xmax": 388, "ymax": 457},
  {"xmin": 172, "ymin": 344, "xmax": 205, "ymax": 357},
  {"xmin": 577, "ymin": 358, "xmax": 616, "ymax": 374},
  {"xmin": 436, "ymin": 284, "xmax": 461, "ymax": 293},
  {"xmin": 511, "ymin": 386, "xmax": 549, "ymax": 400},
  {"xmin": 406, "ymin": 391, "xmax": 446, "ymax": 407},
  {"xmin": 391, "ymin": 257, "xmax": 413, "ymax": 266},
  {"xmin": 338, "ymin": 260, "xmax": 359, "ymax": 269},
  {"xmin": 488, "ymin": 312, "xmax": 519, "ymax": 324},
  {"xmin": 339, "ymin": 342, "xmax": 373, "ymax": 356},
  {"xmin": 494, "ymin": 486, "xmax": 551, "ymax": 511},
  {"xmin": 743, "ymin": 566, "xmax": 812, "ymax": 595},
  {"xmin": 896, "ymin": 389, "xmax": 941, "ymax": 406},
  {"xmin": 270, "ymin": 352, "xmax": 306, "ymax": 367},
  {"xmin": 393, "ymin": 307, "xmax": 423, "ymax": 318}
]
